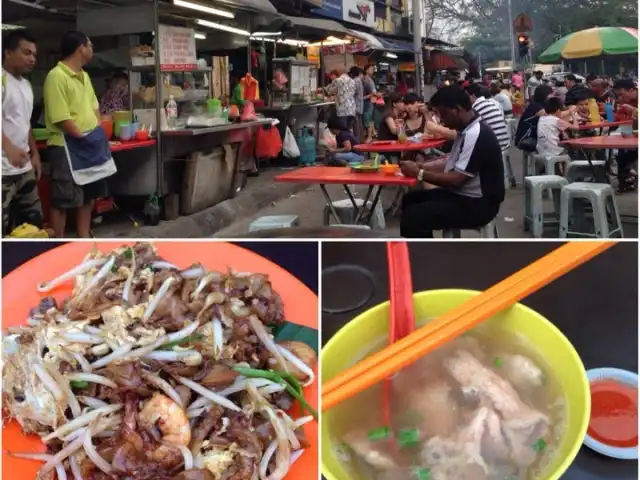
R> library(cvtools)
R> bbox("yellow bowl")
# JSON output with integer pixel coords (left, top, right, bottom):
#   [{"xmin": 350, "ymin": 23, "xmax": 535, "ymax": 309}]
[{"xmin": 321, "ymin": 289, "xmax": 590, "ymax": 480}]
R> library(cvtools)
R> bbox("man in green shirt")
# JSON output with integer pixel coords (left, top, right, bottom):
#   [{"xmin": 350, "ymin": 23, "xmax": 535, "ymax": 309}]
[{"xmin": 43, "ymin": 31, "xmax": 106, "ymax": 238}]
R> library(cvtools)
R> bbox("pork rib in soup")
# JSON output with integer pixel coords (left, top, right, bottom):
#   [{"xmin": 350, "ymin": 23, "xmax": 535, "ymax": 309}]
[{"xmin": 335, "ymin": 331, "xmax": 563, "ymax": 480}]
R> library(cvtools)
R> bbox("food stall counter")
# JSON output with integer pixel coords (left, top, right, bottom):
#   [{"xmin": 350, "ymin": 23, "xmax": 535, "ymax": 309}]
[
  {"xmin": 161, "ymin": 119, "xmax": 273, "ymax": 136},
  {"xmin": 36, "ymin": 139, "xmax": 157, "ymax": 152}
]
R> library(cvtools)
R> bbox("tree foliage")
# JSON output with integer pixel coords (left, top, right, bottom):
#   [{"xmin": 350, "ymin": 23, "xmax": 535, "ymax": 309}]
[{"xmin": 428, "ymin": 0, "xmax": 638, "ymax": 63}]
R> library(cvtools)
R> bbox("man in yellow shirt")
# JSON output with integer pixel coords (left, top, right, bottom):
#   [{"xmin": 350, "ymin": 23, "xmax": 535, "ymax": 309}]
[{"xmin": 43, "ymin": 31, "xmax": 105, "ymax": 238}]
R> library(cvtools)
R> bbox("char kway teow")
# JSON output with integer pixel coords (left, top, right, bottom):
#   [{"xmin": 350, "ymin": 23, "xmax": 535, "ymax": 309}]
[{"xmin": 3, "ymin": 242, "xmax": 317, "ymax": 480}]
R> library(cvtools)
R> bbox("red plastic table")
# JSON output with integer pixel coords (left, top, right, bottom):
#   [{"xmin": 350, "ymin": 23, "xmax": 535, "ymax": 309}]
[
  {"xmin": 275, "ymin": 166, "xmax": 417, "ymax": 225},
  {"xmin": 561, "ymin": 136, "xmax": 638, "ymax": 150},
  {"xmin": 354, "ymin": 138, "xmax": 446, "ymax": 153},
  {"xmin": 36, "ymin": 139, "xmax": 157, "ymax": 151},
  {"xmin": 573, "ymin": 120, "xmax": 633, "ymax": 131}
]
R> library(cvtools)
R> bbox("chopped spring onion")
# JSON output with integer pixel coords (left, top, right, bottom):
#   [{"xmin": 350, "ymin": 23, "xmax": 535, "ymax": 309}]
[
  {"xmin": 494, "ymin": 357, "xmax": 504, "ymax": 367},
  {"xmin": 398, "ymin": 428, "xmax": 420, "ymax": 448},
  {"xmin": 70, "ymin": 380, "xmax": 89, "ymax": 389},
  {"xmin": 234, "ymin": 366, "xmax": 317, "ymax": 419},
  {"xmin": 532, "ymin": 438, "xmax": 547, "ymax": 452},
  {"xmin": 367, "ymin": 426, "xmax": 391, "ymax": 441},
  {"xmin": 159, "ymin": 333, "xmax": 204, "ymax": 350},
  {"xmin": 413, "ymin": 467, "xmax": 430, "ymax": 480},
  {"xmin": 124, "ymin": 247, "xmax": 133, "ymax": 259}
]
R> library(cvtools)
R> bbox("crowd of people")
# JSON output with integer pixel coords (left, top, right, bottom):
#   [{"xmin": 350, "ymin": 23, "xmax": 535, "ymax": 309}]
[{"xmin": 321, "ymin": 64, "xmax": 637, "ymax": 237}]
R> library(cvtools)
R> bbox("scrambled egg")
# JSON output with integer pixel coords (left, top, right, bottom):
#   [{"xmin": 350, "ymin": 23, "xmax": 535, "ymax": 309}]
[{"xmin": 201, "ymin": 441, "xmax": 236, "ymax": 479}]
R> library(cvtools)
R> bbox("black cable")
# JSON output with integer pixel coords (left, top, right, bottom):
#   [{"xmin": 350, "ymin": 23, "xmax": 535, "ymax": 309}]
[{"xmin": 321, "ymin": 264, "xmax": 377, "ymax": 315}]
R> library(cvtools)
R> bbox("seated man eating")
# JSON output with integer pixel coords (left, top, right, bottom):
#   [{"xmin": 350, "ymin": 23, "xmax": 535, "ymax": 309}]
[{"xmin": 399, "ymin": 85, "xmax": 505, "ymax": 238}]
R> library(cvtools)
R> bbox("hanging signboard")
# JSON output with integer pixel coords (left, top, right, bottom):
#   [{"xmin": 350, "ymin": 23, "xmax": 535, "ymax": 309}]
[
  {"xmin": 158, "ymin": 25, "xmax": 197, "ymax": 71},
  {"xmin": 343, "ymin": 0, "xmax": 376, "ymax": 28},
  {"xmin": 311, "ymin": 0, "xmax": 342, "ymax": 21}
]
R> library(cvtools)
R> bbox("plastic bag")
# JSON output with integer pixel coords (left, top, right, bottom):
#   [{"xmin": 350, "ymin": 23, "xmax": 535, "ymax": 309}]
[
  {"xmin": 283, "ymin": 127, "xmax": 300, "ymax": 158},
  {"xmin": 321, "ymin": 128, "xmax": 337, "ymax": 149},
  {"xmin": 255, "ymin": 125, "xmax": 283, "ymax": 158},
  {"xmin": 241, "ymin": 101, "xmax": 257, "ymax": 121}
]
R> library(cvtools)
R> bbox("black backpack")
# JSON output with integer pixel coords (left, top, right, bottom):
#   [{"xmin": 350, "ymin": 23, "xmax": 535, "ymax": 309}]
[{"xmin": 515, "ymin": 115, "xmax": 539, "ymax": 152}]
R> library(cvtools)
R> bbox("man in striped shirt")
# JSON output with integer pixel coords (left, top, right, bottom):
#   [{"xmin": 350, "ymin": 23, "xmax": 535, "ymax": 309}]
[{"xmin": 465, "ymin": 83, "xmax": 510, "ymax": 152}]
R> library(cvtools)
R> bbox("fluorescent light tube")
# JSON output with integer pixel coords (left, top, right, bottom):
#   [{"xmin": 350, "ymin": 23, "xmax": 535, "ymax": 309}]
[
  {"xmin": 173, "ymin": 0, "xmax": 233, "ymax": 19},
  {"xmin": 194, "ymin": 33, "xmax": 206, "ymax": 39},
  {"xmin": 251, "ymin": 31, "xmax": 282, "ymax": 36},
  {"xmin": 384, "ymin": 52, "xmax": 398, "ymax": 59},
  {"xmin": 196, "ymin": 18, "xmax": 250, "ymax": 36}
]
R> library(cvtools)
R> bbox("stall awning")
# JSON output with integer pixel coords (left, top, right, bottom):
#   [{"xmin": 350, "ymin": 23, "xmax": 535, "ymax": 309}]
[
  {"xmin": 425, "ymin": 51, "xmax": 468, "ymax": 71},
  {"xmin": 377, "ymin": 37, "xmax": 415, "ymax": 53},
  {"xmin": 283, "ymin": 16, "xmax": 352, "ymax": 36},
  {"xmin": 214, "ymin": 0, "xmax": 278, "ymax": 14},
  {"xmin": 346, "ymin": 30, "xmax": 416, "ymax": 53}
]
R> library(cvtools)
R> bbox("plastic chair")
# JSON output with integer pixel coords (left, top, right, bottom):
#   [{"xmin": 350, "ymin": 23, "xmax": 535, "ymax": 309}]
[
  {"xmin": 524, "ymin": 175, "xmax": 568, "ymax": 238},
  {"xmin": 323, "ymin": 198, "xmax": 386, "ymax": 230},
  {"xmin": 566, "ymin": 160, "xmax": 607, "ymax": 183},
  {"xmin": 442, "ymin": 219, "xmax": 499, "ymax": 238},
  {"xmin": 249, "ymin": 215, "xmax": 299, "ymax": 232},
  {"xmin": 502, "ymin": 150, "xmax": 517, "ymax": 188},
  {"xmin": 559, "ymin": 182, "xmax": 624, "ymax": 238}
]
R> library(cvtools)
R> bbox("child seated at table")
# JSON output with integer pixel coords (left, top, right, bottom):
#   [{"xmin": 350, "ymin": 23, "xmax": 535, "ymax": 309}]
[
  {"xmin": 537, "ymin": 97, "xmax": 579, "ymax": 172},
  {"xmin": 326, "ymin": 116, "xmax": 365, "ymax": 166}
]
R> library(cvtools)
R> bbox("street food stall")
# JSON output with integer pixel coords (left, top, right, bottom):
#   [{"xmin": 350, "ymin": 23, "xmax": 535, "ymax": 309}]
[{"xmin": 6, "ymin": 0, "xmax": 282, "ymax": 226}]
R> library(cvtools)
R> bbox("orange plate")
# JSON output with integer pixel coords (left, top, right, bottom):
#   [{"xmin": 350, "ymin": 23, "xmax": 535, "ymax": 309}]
[{"xmin": 2, "ymin": 241, "xmax": 319, "ymax": 480}]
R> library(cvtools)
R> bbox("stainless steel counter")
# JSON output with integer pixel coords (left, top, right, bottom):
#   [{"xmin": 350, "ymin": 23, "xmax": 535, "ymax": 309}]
[{"xmin": 161, "ymin": 119, "xmax": 273, "ymax": 136}]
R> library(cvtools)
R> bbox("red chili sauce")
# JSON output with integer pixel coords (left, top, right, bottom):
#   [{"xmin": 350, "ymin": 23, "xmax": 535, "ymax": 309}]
[{"xmin": 588, "ymin": 379, "xmax": 638, "ymax": 448}]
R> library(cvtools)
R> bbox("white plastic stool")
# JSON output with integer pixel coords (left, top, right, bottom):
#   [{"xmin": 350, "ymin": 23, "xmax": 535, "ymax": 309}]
[
  {"xmin": 502, "ymin": 150, "xmax": 516, "ymax": 188},
  {"xmin": 533, "ymin": 153, "xmax": 571, "ymax": 176},
  {"xmin": 323, "ymin": 198, "xmax": 386, "ymax": 230},
  {"xmin": 566, "ymin": 160, "xmax": 607, "ymax": 183},
  {"xmin": 524, "ymin": 175, "xmax": 568, "ymax": 238},
  {"xmin": 521, "ymin": 151, "xmax": 535, "ymax": 185},
  {"xmin": 442, "ymin": 219, "xmax": 499, "ymax": 238},
  {"xmin": 249, "ymin": 215, "xmax": 299, "ymax": 232},
  {"xmin": 559, "ymin": 182, "xmax": 624, "ymax": 238}
]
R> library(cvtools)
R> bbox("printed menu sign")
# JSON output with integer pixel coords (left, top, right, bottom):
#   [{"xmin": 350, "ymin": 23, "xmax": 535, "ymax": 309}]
[{"xmin": 159, "ymin": 25, "xmax": 197, "ymax": 71}]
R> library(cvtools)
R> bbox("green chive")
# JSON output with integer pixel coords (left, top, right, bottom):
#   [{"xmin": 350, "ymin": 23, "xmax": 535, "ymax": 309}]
[
  {"xmin": 281, "ymin": 381, "xmax": 318, "ymax": 420},
  {"xmin": 124, "ymin": 248, "xmax": 133, "ymax": 259},
  {"xmin": 413, "ymin": 467, "xmax": 430, "ymax": 480},
  {"xmin": 233, "ymin": 366, "xmax": 318, "ymax": 420},
  {"xmin": 70, "ymin": 380, "xmax": 89, "ymax": 389},
  {"xmin": 532, "ymin": 438, "xmax": 547, "ymax": 452},
  {"xmin": 111, "ymin": 265, "xmax": 118, "ymax": 273},
  {"xmin": 367, "ymin": 426, "xmax": 391, "ymax": 441},
  {"xmin": 398, "ymin": 428, "xmax": 420, "ymax": 448},
  {"xmin": 159, "ymin": 333, "xmax": 204, "ymax": 350},
  {"xmin": 494, "ymin": 357, "xmax": 504, "ymax": 367}
]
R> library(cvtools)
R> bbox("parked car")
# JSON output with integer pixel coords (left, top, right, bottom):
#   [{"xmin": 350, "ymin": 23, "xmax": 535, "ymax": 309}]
[{"xmin": 545, "ymin": 72, "xmax": 586, "ymax": 84}]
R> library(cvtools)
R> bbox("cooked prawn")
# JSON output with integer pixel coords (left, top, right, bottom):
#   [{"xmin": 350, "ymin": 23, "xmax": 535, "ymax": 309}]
[{"xmin": 139, "ymin": 393, "xmax": 192, "ymax": 467}]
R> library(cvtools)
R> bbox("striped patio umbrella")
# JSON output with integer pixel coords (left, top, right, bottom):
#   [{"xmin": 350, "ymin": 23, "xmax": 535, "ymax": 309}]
[{"xmin": 538, "ymin": 27, "xmax": 638, "ymax": 63}]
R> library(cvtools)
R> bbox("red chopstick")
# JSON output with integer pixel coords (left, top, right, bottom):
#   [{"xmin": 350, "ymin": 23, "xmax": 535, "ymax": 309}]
[{"xmin": 383, "ymin": 242, "xmax": 415, "ymax": 439}]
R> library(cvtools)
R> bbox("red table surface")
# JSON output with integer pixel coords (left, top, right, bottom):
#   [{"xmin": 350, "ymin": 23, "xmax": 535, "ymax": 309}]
[
  {"xmin": 574, "ymin": 120, "xmax": 633, "ymax": 130},
  {"xmin": 35, "ymin": 139, "xmax": 156, "ymax": 152},
  {"xmin": 275, "ymin": 166, "xmax": 417, "ymax": 186},
  {"xmin": 561, "ymin": 136, "xmax": 638, "ymax": 150},
  {"xmin": 354, "ymin": 138, "xmax": 446, "ymax": 153}
]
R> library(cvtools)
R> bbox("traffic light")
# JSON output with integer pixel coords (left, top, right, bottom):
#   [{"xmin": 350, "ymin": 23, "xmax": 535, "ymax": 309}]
[{"xmin": 518, "ymin": 35, "xmax": 530, "ymax": 58}]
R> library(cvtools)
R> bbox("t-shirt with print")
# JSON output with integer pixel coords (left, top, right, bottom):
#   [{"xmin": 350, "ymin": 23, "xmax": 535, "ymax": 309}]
[
  {"xmin": 444, "ymin": 117, "xmax": 505, "ymax": 205},
  {"xmin": 472, "ymin": 97, "xmax": 510, "ymax": 151},
  {"xmin": 336, "ymin": 130, "xmax": 359, "ymax": 149},
  {"xmin": 536, "ymin": 115, "xmax": 571, "ymax": 157},
  {"xmin": 329, "ymin": 74, "xmax": 356, "ymax": 117},
  {"xmin": 2, "ymin": 69, "xmax": 33, "ymax": 176},
  {"xmin": 354, "ymin": 77, "xmax": 363, "ymax": 114}
]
